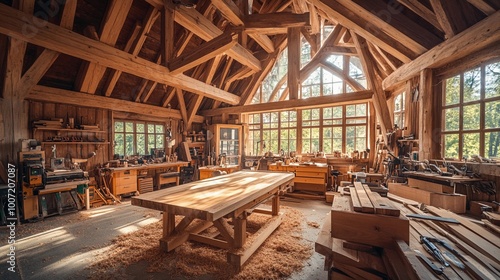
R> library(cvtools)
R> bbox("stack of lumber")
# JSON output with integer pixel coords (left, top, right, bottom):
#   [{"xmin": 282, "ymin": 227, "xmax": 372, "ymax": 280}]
[
  {"xmin": 33, "ymin": 119, "xmax": 63, "ymax": 128},
  {"xmin": 316, "ymin": 184, "xmax": 500, "ymax": 279},
  {"xmin": 389, "ymin": 182, "xmax": 466, "ymax": 213}
]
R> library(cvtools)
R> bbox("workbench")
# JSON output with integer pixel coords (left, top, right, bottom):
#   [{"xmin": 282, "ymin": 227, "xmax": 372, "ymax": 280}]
[
  {"xmin": 403, "ymin": 171, "xmax": 482, "ymax": 193},
  {"xmin": 108, "ymin": 161, "xmax": 189, "ymax": 196},
  {"xmin": 131, "ymin": 170, "xmax": 294, "ymax": 269},
  {"xmin": 268, "ymin": 163, "xmax": 328, "ymax": 193},
  {"xmin": 198, "ymin": 165, "xmax": 240, "ymax": 180}
]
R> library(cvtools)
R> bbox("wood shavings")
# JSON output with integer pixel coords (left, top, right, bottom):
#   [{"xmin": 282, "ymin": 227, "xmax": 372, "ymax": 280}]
[
  {"xmin": 307, "ymin": 221, "xmax": 320, "ymax": 228},
  {"xmin": 89, "ymin": 206, "xmax": 312, "ymax": 279}
]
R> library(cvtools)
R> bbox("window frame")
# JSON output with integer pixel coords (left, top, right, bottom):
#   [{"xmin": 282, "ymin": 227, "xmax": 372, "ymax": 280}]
[{"xmin": 113, "ymin": 120, "xmax": 165, "ymax": 157}]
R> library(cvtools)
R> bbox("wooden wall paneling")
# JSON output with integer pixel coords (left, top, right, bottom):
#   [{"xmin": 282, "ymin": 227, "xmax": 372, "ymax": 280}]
[{"xmin": 396, "ymin": 0, "xmax": 443, "ymax": 32}]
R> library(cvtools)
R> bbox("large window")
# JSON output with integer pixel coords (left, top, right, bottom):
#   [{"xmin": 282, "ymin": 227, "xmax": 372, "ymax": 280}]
[
  {"xmin": 248, "ymin": 111, "xmax": 297, "ymax": 155},
  {"xmin": 114, "ymin": 120, "xmax": 164, "ymax": 157},
  {"xmin": 246, "ymin": 103, "xmax": 368, "ymax": 155},
  {"xmin": 394, "ymin": 92, "xmax": 406, "ymax": 129},
  {"xmin": 442, "ymin": 61, "xmax": 500, "ymax": 159}
]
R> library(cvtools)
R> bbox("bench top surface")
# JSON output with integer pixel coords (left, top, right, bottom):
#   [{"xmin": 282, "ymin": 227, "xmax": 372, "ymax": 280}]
[{"xmin": 131, "ymin": 170, "xmax": 294, "ymax": 221}]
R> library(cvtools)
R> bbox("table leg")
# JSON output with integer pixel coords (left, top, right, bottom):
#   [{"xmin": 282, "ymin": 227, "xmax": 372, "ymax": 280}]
[
  {"xmin": 272, "ymin": 194, "xmax": 280, "ymax": 216},
  {"xmin": 162, "ymin": 212, "xmax": 175, "ymax": 238},
  {"xmin": 233, "ymin": 217, "xmax": 247, "ymax": 248}
]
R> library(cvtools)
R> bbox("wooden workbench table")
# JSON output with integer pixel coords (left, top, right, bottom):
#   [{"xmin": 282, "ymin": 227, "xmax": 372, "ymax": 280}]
[{"xmin": 131, "ymin": 170, "xmax": 294, "ymax": 269}]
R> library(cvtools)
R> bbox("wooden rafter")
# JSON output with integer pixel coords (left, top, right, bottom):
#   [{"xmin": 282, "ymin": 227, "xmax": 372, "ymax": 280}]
[
  {"xmin": 244, "ymin": 12, "xmax": 310, "ymax": 33},
  {"xmin": 320, "ymin": 61, "xmax": 364, "ymax": 91},
  {"xmin": 200, "ymin": 90, "xmax": 373, "ymax": 116},
  {"xmin": 351, "ymin": 33, "xmax": 392, "ymax": 140},
  {"xmin": 17, "ymin": 0, "xmax": 77, "ymax": 96},
  {"xmin": 175, "ymin": 88, "xmax": 188, "ymax": 128},
  {"xmin": 169, "ymin": 33, "xmax": 237, "ymax": 75},
  {"xmin": 104, "ymin": 7, "xmax": 160, "ymax": 96},
  {"xmin": 0, "ymin": 4, "xmax": 241, "ymax": 105},
  {"xmin": 173, "ymin": 5, "xmax": 261, "ymax": 71},
  {"xmin": 287, "ymin": 27, "xmax": 301, "ymax": 100},
  {"xmin": 75, "ymin": 0, "xmax": 133, "ymax": 94},
  {"xmin": 383, "ymin": 11, "xmax": 500, "ymax": 90},
  {"xmin": 428, "ymin": 0, "xmax": 456, "ymax": 39},
  {"xmin": 309, "ymin": 0, "xmax": 415, "ymax": 62},
  {"xmin": 396, "ymin": 0, "xmax": 443, "ymax": 31},
  {"xmin": 211, "ymin": 0, "xmax": 275, "ymax": 53},
  {"xmin": 465, "ymin": 0, "xmax": 496, "ymax": 15}
]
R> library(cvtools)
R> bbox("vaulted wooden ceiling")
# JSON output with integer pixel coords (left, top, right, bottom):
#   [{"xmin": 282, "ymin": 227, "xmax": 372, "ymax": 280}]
[{"xmin": 0, "ymin": 0, "xmax": 499, "ymax": 127}]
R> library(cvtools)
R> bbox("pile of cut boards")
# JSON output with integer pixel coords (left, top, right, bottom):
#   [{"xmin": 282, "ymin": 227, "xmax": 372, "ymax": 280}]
[{"xmin": 316, "ymin": 182, "xmax": 500, "ymax": 279}]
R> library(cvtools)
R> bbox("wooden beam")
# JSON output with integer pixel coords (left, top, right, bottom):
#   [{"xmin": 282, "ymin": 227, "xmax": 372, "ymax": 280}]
[
  {"xmin": 310, "ymin": 0, "xmax": 415, "ymax": 63},
  {"xmin": 383, "ymin": 11, "xmax": 500, "ymax": 90},
  {"xmin": 175, "ymin": 88, "xmax": 188, "ymax": 129},
  {"xmin": 428, "ymin": 0, "xmax": 456, "ymax": 39},
  {"xmin": 308, "ymin": 3, "xmax": 321, "ymax": 34},
  {"xmin": 0, "ymin": 4, "xmax": 241, "ymax": 105},
  {"xmin": 28, "ymin": 85, "xmax": 204, "ymax": 122},
  {"xmin": 396, "ymin": 0, "xmax": 442, "ymax": 31},
  {"xmin": 244, "ymin": 12, "xmax": 310, "ymax": 31},
  {"xmin": 322, "ymin": 46, "xmax": 356, "ymax": 56},
  {"xmin": 161, "ymin": 1, "xmax": 175, "ymax": 65},
  {"xmin": 211, "ymin": 0, "xmax": 275, "ymax": 53},
  {"xmin": 173, "ymin": 5, "xmax": 261, "ymax": 72},
  {"xmin": 75, "ymin": 0, "xmax": 133, "ymax": 94},
  {"xmin": 169, "ymin": 33, "xmax": 237, "ymax": 75},
  {"xmin": 201, "ymin": 90, "xmax": 373, "ymax": 116},
  {"xmin": 104, "ymin": 7, "xmax": 160, "ymax": 96},
  {"xmin": 320, "ymin": 61, "xmax": 364, "ymax": 91},
  {"xmin": 352, "ymin": 33, "xmax": 392, "ymax": 140},
  {"xmin": 335, "ymin": 0, "xmax": 439, "ymax": 53},
  {"xmin": 17, "ymin": 0, "xmax": 77, "ymax": 96},
  {"xmin": 161, "ymin": 86, "xmax": 176, "ymax": 108},
  {"xmin": 418, "ymin": 69, "xmax": 433, "ymax": 160},
  {"xmin": 466, "ymin": 0, "xmax": 496, "ymax": 15},
  {"xmin": 287, "ymin": 27, "xmax": 301, "ymax": 100}
]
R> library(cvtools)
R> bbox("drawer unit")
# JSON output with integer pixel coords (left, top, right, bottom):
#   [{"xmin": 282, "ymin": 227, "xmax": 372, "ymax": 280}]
[
  {"xmin": 268, "ymin": 163, "xmax": 328, "ymax": 193},
  {"xmin": 112, "ymin": 169, "xmax": 138, "ymax": 196}
]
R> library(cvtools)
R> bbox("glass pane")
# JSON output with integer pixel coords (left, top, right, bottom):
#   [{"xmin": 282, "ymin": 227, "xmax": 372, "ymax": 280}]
[
  {"xmin": 349, "ymin": 56, "xmax": 367, "ymax": 88},
  {"xmin": 462, "ymin": 104, "xmax": 480, "ymax": 130},
  {"xmin": 462, "ymin": 133, "xmax": 480, "ymax": 158},
  {"xmin": 155, "ymin": 124, "xmax": 164, "ymax": 133},
  {"xmin": 156, "ymin": 134, "xmax": 164, "ymax": 147},
  {"xmin": 356, "ymin": 126, "xmax": 366, "ymax": 137},
  {"xmin": 485, "ymin": 131, "xmax": 500, "ymax": 158},
  {"xmin": 356, "ymin": 104, "xmax": 367, "ymax": 116},
  {"xmin": 485, "ymin": 62, "xmax": 500, "ymax": 99},
  {"xmin": 148, "ymin": 124, "xmax": 155, "ymax": 133},
  {"xmin": 333, "ymin": 106, "xmax": 342, "ymax": 118},
  {"xmin": 324, "ymin": 107, "xmax": 332, "ymax": 119},
  {"xmin": 485, "ymin": 100, "xmax": 500, "ymax": 129},
  {"xmin": 324, "ymin": 139, "xmax": 332, "ymax": 154},
  {"xmin": 443, "ymin": 134, "xmax": 459, "ymax": 159},
  {"xmin": 444, "ymin": 107, "xmax": 460, "ymax": 131},
  {"xmin": 125, "ymin": 133, "xmax": 134, "ymax": 156},
  {"xmin": 445, "ymin": 75, "xmax": 460, "ymax": 105},
  {"xmin": 323, "ymin": 127, "xmax": 332, "ymax": 138},
  {"xmin": 302, "ymin": 128, "xmax": 311, "ymax": 139},
  {"xmin": 136, "ymin": 123, "xmax": 145, "ymax": 133},
  {"xmin": 463, "ymin": 68, "xmax": 481, "ymax": 103},
  {"xmin": 326, "ymin": 54, "xmax": 343, "ymax": 69},
  {"xmin": 312, "ymin": 108, "xmax": 320, "ymax": 120},
  {"xmin": 114, "ymin": 133, "xmax": 124, "ymax": 156},
  {"xmin": 148, "ymin": 134, "xmax": 155, "ymax": 148},
  {"xmin": 136, "ymin": 134, "xmax": 145, "ymax": 155},
  {"xmin": 114, "ymin": 121, "xmax": 124, "ymax": 132},
  {"xmin": 356, "ymin": 138, "xmax": 366, "ymax": 151},
  {"xmin": 346, "ymin": 105, "xmax": 355, "ymax": 117},
  {"xmin": 125, "ymin": 122, "xmax": 134, "ymax": 133}
]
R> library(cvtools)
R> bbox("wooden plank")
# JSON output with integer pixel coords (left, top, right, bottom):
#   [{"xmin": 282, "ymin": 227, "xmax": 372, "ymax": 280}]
[
  {"xmin": 405, "ymin": 214, "xmax": 459, "ymax": 224},
  {"xmin": 396, "ymin": 0, "xmax": 442, "ymax": 31},
  {"xmin": 189, "ymin": 233, "xmax": 231, "ymax": 249},
  {"xmin": 484, "ymin": 212, "xmax": 500, "ymax": 226},
  {"xmin": 0, "ymin": 4, "xmax": 240, "ymax": 105},
  {"xmin": 466, "ymin": 0, "xmax": 496, "ymax": 15},
  {"xmin": 335, "ymin": 263, "xmax": 384, "ymax": 280},
  {"xmin": 429, "ymin": 193, "xmax": 466, "ymax": 214},
  {"xmin": 331, "ymin": 195, "xmax": 409, "ymax": 248},
  {"xmin": 353, "ymin": 182, "xmax": 374, "ymax": 213},
  {"xmin": 331, "ymin": 237, "xmax": 388, "ymax": 274},
  {"xmin": 362, "ymin": 184, "xmax": 400, "ymax": 216},
  {"xmin": 407, "ymin": 178, "xmax": 454, "ymax": 193},
  {"xmin": 349, "ymin": 187, "xmax": 363, "ymax": 212},
  {"xmin": 382, "ymin": 11, "xmax": 500, "ymax": 90},
  {"xmin": 426, "ymin": 206, "xmax": 500, "ymax": 247},
  {"xmin": 315, "ymin": 212, "xmax": 333, "ymax": 258},
  {"xmin": 482, "ymin": 219, "xmax": 500, "ymax": 236}
]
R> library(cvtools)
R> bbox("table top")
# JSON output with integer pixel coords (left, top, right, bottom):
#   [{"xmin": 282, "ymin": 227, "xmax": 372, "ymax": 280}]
[
  {"xmin": 109, "ymin": 161, "xmax": 189, "ymax": 171},
  {"xmin": 131, "ymin": 170, "xmax": 294, "ymax": 221},
  {"xmin": 198, "ymin": 165, "xmax": 239, "ymax": 170}
]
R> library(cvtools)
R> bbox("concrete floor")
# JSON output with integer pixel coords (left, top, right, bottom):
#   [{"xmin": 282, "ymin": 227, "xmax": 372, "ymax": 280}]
[{"xmin": 0, "ymin": 197, "xmax": 331, "ymax": 280}]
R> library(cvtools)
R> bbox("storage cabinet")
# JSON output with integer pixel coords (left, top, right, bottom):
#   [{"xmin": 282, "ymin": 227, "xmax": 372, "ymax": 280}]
[
  {"xmin": 268, "ymin": 163, "xmax": 328, "ymax": 193},
  {"xmin": 112, "ymin": 169, "xmax": 138, "ymax": 196},
  {"xmin": 209, "ymin": 124, "xmax": 242, "ymax": 167}
]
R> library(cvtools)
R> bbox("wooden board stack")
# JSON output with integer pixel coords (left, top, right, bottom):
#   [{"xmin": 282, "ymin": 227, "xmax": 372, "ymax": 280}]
[{"xmin": 316, "ymin": 184, "xmax": 500, "ymax": 279}]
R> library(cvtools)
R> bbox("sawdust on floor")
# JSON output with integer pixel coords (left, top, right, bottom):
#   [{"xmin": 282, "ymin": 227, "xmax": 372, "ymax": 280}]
[{"xmin": 89, "ymin": 206, "xmax": 312, "ymax": 279}]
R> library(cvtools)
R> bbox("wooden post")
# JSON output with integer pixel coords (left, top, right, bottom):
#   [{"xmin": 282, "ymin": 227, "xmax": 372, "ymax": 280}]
[
  {"xmin": 287, "ymin": 27, "xmax": 301, "ymax": 100},
  {"xmin": 272, "ymin": 194, "xmax": 280, "ymax": 216},
  {"xmin": 162, "ymin": 212, "xmax": 175, "ymax": 238},
  {"xmin": 418, "ymin": 69, "xmax": 434, "ymax": 160}
]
